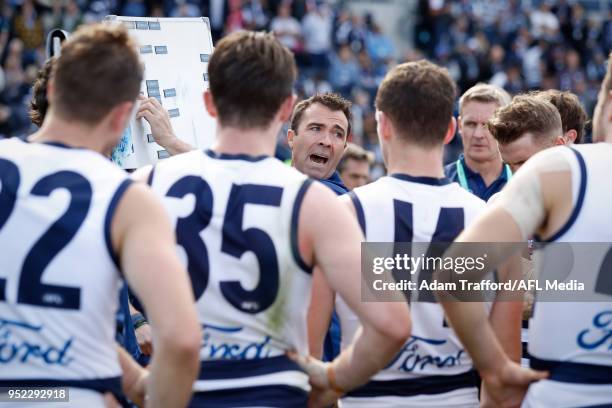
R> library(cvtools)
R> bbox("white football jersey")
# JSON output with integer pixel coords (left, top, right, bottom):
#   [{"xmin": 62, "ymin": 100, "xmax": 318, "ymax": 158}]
[
  {"xmin": 336, "ymin": 173, "xmax": 486, "ymax": 407},
  {"xmin": 0, "ymin": 138, "xmax": 129, "ymax": 405},
  {"xmin": 524, "ymin": 144, "xmax": 612, "ymax": 408},
  {"xmin": 149, "ymin": 149, "xmax": 312, "ymax": 401}
]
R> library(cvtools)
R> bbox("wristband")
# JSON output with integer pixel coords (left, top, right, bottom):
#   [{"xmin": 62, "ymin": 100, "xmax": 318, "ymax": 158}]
[
  {"xmin": 326, "ymin": 364, "xmax": 346, "ymax": 395},
  {"xmin": 132, "ymin": 313, "xmax": 148, "ymax": 329}
]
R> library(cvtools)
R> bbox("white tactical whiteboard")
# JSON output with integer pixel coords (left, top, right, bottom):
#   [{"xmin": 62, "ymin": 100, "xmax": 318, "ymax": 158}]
[{"xmin": 105, "ymin": 16, "xmax": 216, "ymax": 169}]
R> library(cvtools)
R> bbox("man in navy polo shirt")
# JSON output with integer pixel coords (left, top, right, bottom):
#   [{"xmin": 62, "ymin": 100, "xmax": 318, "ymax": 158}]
[
  {"xmin": 287, "ymin": 93, "xmax": 352, "ymax": 361},
  {"xmin": 445, "ymin": 84, "xmax": 512, "ymax": 201}
]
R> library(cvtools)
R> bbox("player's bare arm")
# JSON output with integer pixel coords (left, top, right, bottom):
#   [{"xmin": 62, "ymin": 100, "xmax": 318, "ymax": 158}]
[
  {"xmin": 111, "ymin": 183, "xmax": 201, "ymax": 408},
  {"xmin": 296, "ymin": 182, "xmax": 411, "ymax": 405},
  {"xmin": 307, "ymin": 267, "xmax": 334, "ymax": 359},
  {"xmin": 434, "ymin": 149, "xmax": 579, "ymax": 405},
  {"xmin": 306, "ymin": 195, "xmax": 357, "ymax": 359},
  {"xmin": 117, "ymin": 345, "xmax": 148, "ymax": 407}
]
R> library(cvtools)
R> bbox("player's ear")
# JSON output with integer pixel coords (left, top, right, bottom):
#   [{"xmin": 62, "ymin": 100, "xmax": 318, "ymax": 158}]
[
  {"xmin": 287, "ymin": 128, "xmax": 295, "ymax": 148},
  {"xmin": 376, "ymin": 110, "xmax": 392, "ymax": 142},
  {"xmin": 109, "ymin": 101, "xmax": 134, "ymax": 133},
  {"xmin": 564, "ymin": 129, "xmax": 577, "ymax": 143},
  {"xmin": 278, "ymin": 94, "xmax": 297, "ymax": 123},
  {"xmin": 443, "ymin": 116, "xmax": 457, "ymax": 145},
  {"xmin": 203, "ymin": 90, "xmax": 217, "ymax": 118}
]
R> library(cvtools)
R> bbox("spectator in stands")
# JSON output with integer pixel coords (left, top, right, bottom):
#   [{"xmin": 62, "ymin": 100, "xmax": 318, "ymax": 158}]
[
  {"xmin": 530, "ymin": 1, "xmax": 560, "ymax": 40},
  {"xmin": 200, "ymin": 0, "xmax": 229, "ymax": 41},
  {"xmin": 242, "ymin": 0, "xmax": 268, "ymax": 31},
  {"xmin": 338, "ymin": 142, "xmax": 373, "ymax": 190},
  {"xmin": 365, "ymin": 22, "xmax": 394, "ymax": 65},
  {"xmin": 301, "ymin": 0, "xmax": 332, "ymax": 78},
  {"xmin": 0, "ymin": 39, "xmax": 31, "ymax": 137},
  {"xmin": 11, "ymin": 0, "xmax": 44, "ymax": 65},
  {"xmin": 559, "ymin": 49, "xmax": 586, "ymax": 93},
  {"xmin": 60, "ymin": 0, "xmax": 83, "ymax": 33},
  {"xmin": 170, "ymin": 0, "xmax": 201, "ymax": 18},
  {"xmin": 328, "ymin": 44, "xmax": 359, "ymax": 98},
  {"xmin": 224, "ymin": 0, "xmax": 244, "ymax": 34},
  {"xmin": 270, "ymin": 2, "xmax": 301, "ymax": 52}
]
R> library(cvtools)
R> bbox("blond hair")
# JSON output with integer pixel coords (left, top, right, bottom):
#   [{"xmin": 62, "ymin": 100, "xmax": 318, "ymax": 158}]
[{"xmin": 459, "ymin": 83, "xmax": 511, "ymax": 115}]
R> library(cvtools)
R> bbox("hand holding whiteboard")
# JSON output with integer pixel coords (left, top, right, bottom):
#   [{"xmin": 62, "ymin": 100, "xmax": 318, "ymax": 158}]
[{"xmin": 105, "ymin": 16, "xmax": 216, "ymax": 169}]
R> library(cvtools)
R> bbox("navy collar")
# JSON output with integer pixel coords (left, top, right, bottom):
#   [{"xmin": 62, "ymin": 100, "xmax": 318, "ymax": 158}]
[
  {"xmin": 390, "ymin": 172, "xmax": 451, "ymax": 186},
  {"xmin": 325, "ymin": 170, "xmax": 344, "ymax": 184},
  {"xmin": 321, "ymin": 171, "xmax": 349, "ymax": 195},
  {"xmin": 23, "ymin": 138, "xmax": 86, "ymax": 150},
  {"xmin": 459, "ymin": 154, "xmax": 509, "ymax": 182},
  {"xmin": 205, "ymin": 149, "xmax": 269, "ymax": 162}
]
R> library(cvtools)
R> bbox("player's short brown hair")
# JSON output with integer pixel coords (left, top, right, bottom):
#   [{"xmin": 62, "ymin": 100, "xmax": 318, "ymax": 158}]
[
  {"xmin": 208, "ymin": 31, "xmax": 297, "ymax": 129},
  {"xmin": 338, "ymin": 142, "xmax": 373, "ymax": 173},
  {"xmin": 375, "ymin": 60, "xmax": 456, "ymax": 147},
  {"xmin": 51, "ymin": 23, "xmax": 143, "ymax": 124},
  {"xmin": 534, "ymin": 90, "xmax": 587, "ymax": 143},
  {"xmin": 30, "ymin": 58, "xmax": 54, "ymax": 127},
  {"xmin": 487, "ymin": 95, "xmax": 562, "ymax": 145},
  {"xmin": 459, "ymin": 83, "xmax": 511, "ymax": 115},
  {"xmin": 290, "ymin": 93, "xmax": 352, "ymax": 137}
]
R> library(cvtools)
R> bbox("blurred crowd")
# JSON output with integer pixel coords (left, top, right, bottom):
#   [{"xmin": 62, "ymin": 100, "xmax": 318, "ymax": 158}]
[
  {"xmin": 416, "ymin": 0, "xmax": 611, "ymax": 129},
  {"xmin": 0, "ymin": 0, "xmax": 610, "ymax": 173}
]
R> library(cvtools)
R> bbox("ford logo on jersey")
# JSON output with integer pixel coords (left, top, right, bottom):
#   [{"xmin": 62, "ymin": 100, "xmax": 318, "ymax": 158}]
[
  {"xmin": 577, "ymin": 310, "xmax": 612, "ymax": 350},
  {"xmin": 0, "ymin": 318, "xmax": 74, "ymax": 365},
  {"xmin": 201, "ymin": 324, "xmax": 272, "ymax": 360},
  {"xmin": 386, "ymin": 335, "xmax": 466, "ymax": 372}
]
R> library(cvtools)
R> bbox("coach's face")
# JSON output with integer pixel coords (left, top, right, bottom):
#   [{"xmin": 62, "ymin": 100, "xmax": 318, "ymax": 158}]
[
  {"xmin": 288, "ymin": 103, "xmax": 348, "ymax": 180},
  {"xmin": 459, "ymin": 101, "xmax": 500, "ymax": 163}
]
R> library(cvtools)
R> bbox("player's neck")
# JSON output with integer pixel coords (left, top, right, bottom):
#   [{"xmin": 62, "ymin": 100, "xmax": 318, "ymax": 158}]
[
  {"xmin": 29, "ymin": 115, "xmax": 110, "ymax": 155},
  {"xmin": 386, "ymin": 142, "xmax": 445, "ymax": 178},
  {"xmin": 463, "ymin": 154, "xmax": 503, "ymax": 186},
  {"xmin": 213, "ymin": 124, "xmax": 278, "ymax": 157}
]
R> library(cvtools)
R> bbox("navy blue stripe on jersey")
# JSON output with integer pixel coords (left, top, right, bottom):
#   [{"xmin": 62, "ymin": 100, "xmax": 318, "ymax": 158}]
[
  {"xmin": 0, "ymin": 377, "xmax": 122, "ymax": 396},
  {"xmin": 146, "ymin": 165, "xmax": 156, "ymax": 186},
  {"xmin": 189, "ymin": 385, "xmax": 307, "ymax": 408},
  {"xmin": 40, "ymin": 141, "xmax": 86, "ymax": 150},
  {"xmin": 204, "ymin": 149, "xmax": 268, "ymax": 162},
  {"xmin": 390, "ymin": 173, "xmax": 452, "ymax": 186},
  {"xmin": 291, "ymin": 178, "xmax": 314, "ymax": 274},
  {"xmin": 104, "ymin": 179, "xmax": 134, "ymax": 272},
  {"xmin": 346, "ymin": 369, "xmax": 479, "ymax": 398},
  {"xmin": 530, "ymin": 356, "xmax": 612, "ymax": 384},
  {"xmin": 348, "ymin": 191, "xmax": 366, "ymax": 234},
  {"xmin": 198, "ymin": 355, "xmax": 305, "ymax": 380},
  {"xmin": 575, "ymin": 404, "xmax": 612, "ymax": 408},
  {"xmin": 539, "ymin": 147, "xmax": 587, "ymax": 242}
]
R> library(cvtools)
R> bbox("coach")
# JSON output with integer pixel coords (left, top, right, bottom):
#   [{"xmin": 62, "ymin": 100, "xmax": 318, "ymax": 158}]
[
  {"xmin": 444, "ymin": 84, "xmax": 512, "ymax": 201},
  {"xmin": 287, "ymin": 93, "xmax": 352, "ymax": 195},
  {"xmin": 286, "ymin": 92, "xmax": 352, "ymax": 361}
]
